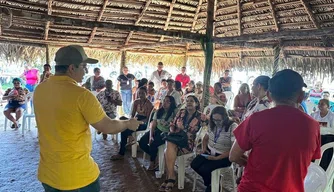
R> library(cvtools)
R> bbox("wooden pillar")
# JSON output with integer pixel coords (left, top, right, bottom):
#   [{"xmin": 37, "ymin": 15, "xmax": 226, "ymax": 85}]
[
  {"xmin": 272, "ymin": 44, "xmax": 280, "ymax": 76},
  {"xmin": 120, "ymin": 51, "xmax": 126, "ymax": 74},
  {"xmin": 45, "ymin": 44, "xmax": 50, "ymax": 64},
  {"xmin": 202, "ymin": 0, "xmax": 215, "ymax": 108}
]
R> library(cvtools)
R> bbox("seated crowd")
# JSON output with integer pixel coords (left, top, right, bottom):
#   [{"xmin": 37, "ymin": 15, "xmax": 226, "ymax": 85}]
[{"xmin": 3, "ymin": 58, "xmax": 326, "ymax": 192}]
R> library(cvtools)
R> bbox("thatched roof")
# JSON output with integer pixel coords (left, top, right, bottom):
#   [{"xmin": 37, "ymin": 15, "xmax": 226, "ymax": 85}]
[{"xmin": 0, "ymin": 0, "xmax": 333, "ymax": 74}]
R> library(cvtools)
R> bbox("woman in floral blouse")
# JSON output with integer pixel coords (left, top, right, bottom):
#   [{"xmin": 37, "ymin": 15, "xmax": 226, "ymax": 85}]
[
  {"xmin": 159, "ymin": 95, "xmax": 206, "ymax": 191},
  {"xmin": 3, "ymin": 78, "xmax": 29, "ymax": 128}
]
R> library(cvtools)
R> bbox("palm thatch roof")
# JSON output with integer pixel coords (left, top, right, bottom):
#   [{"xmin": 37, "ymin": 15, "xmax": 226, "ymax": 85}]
[{"xmin": 0, "ymin": 0, "xmax": 334, "ymax": 75}]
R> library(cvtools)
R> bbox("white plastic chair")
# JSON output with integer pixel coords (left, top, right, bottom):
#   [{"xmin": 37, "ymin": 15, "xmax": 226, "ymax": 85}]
[
  {"xmin": 132, "ymin": 108, "xmax": 155, "ymax": 158},
  {"xmin": 155, "ymin": 144, "xmax": 166, "ymax": 178},
  {"xmin": 305, "ymin": 100, "xmax": 317, "ymax": 115},
  {"xmin": 223, "ymin": 91, "xmax": 234, "ymax": 110},
  {"xmin": 21, "ymin": 92, "xmax": 35, "ymax": 136},
  {"xmin": 177, "ymin": 126, "xmax": 206, "ymax": 189},
  {"xmin": 304, "ymin": 162, "xmax": 327, "ymax": 192},
  {"xmin": 314, "ymin": 142, "xmax": 334, "ymax": 191},
  {"xmin": 203, "ymin": 104, "xmax": 221, "ymax": 117}
]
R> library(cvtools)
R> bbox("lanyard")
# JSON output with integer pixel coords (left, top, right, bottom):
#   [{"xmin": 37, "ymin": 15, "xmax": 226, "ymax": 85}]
[{"xmin": 214, "ymin": 127, "xmax": 224, "ymax": 144}]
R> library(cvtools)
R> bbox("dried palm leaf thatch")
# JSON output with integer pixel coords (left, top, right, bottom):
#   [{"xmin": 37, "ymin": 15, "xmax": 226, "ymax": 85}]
[
  {"xmin": 0, "ymin": 43, "xmax": 46, "ymax": 65},
  {"xmin": 126, "ymin": 52, "xmax": 185, "ymax": 67}
]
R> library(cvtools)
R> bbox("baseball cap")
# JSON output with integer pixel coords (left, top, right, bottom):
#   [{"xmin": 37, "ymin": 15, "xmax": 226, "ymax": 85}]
[
  {"xmin": 269, "ymin": 69, "xmax": 307, "ymax": 97},
  {"xmin": 253, "ymin": 75, "xmax": 270, "ymax": 90},
  {"xmin": 55, "ymin": 45, "xmax": 98, "ymax": 66}
]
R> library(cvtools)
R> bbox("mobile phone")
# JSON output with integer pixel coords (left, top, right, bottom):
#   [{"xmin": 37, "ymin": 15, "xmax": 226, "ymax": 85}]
[{"xmin": 200, "ymin": 154, "xmax": 210, "ymax": 159}]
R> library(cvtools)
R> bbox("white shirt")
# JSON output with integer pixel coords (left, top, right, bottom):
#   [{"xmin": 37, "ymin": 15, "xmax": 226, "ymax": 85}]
[
  {"xmin": 242, "ymin": 96, "xmax": 271, "ymax": 121},
  {"xmin": 161, "ymin": 90, "xmax": 182, "ymax": 107},
  {"xmin": 311, "ymin": 111, "xmax": 334, "ymax": 128},
  {"xmin": 149, "ymin": 70, "xmax": 172, "ymax": 90}
]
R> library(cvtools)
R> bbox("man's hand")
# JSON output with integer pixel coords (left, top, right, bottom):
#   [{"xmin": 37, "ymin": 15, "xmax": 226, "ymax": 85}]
[{"xmin": 127, "ymin": 118, "xmax": 143, "ymax": 131}]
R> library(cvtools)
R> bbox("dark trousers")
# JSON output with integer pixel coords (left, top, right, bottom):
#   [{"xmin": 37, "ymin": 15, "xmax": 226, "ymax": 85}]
[
  {"xmin": 191, "ymin": 154, "xmax": 231, "ymax": 187},
  {"xmin": 139, "ymin": 128, "xmax": 165, "ymax": 161},
  {"xmin": 119, "ymin": 123, "xmax": 147, "ymax": 155},
  {"xmin": 42, "ymin": 178, "xmax": 100, "ymax": 192}
]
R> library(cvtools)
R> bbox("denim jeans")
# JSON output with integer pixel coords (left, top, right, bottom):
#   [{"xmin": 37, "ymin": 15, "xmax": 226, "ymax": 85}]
[
  {"xmin": 121, "ymin": 89, "xmax": 132, "ymax": 116},
  {"xmin": 42, "ymin": 177, "xmax": 100, "ymax": 192}
]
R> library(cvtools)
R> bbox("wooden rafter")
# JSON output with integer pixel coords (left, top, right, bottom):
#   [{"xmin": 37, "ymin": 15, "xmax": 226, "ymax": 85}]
[
  {"xmin": 10, "ymin": 11, "xmax": 203, "ymax": 40},
  {"xmin": 160, "ymin": 0, "xmax": 177, "ymax": 42},
  {"xmin": 121, "ymin": 39, "xmax": 195, "ymax": 50},
  {"xmin": 125, "ymin": 0, "xmax": 152, "ymax": 45},
  {"xmin": 44, "ymin": 0, "xmax": 52, "ymax": 40},
  {"xmin": 191, "ymin": 0, "xmax": 203, "ymax": 32},
  {"xmin": 87, "ymin": 0, "xmax": 108, "ymax": 43},
  {"xmin": 213, "ymin": 28, "xmax": 334, "ymax": 43},
  {"xmin": 322, "ymin": 36, "xmax": 334, "ymax": 59},
  {"xmin": 300, "ymin": 0, "xmax": 320, "ymax": 29},
  {"xmin": 268, "ymin": 0, "xmax": 279, "ymax": 32},
  {"xmin": 237, "ymin": 0, "xmax": 242, "ymax": 35}
]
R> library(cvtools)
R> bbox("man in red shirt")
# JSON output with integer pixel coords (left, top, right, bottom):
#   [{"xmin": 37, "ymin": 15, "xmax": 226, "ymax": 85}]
[
  {"xmin": 230, "ymin": 69, "xmax": 321, "ymax": 192},
  {"xmin": 175, "ymin": 66, "xmax": 190, "ymax": 89}
]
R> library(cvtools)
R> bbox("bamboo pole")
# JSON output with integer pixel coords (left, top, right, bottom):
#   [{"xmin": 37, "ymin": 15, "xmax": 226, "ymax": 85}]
[
  {"xmin": 45, "ymin": 44, "xmax": 50, "ymax": 64},
  {"xmin": 272, "ymin": 44, "xmax": 280, "ymax": 76},
  {"xmin": 202, "ymin": 0, "xmax": 215, "ymax": 108},
  {"xmin": 120, "ymin": 51, "xmax": 126, "ymax": 74}
]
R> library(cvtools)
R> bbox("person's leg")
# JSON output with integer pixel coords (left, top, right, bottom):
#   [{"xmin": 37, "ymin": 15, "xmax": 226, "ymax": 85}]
[
  {"xmin": 138, "ymin": 131, "xmax": 150, "ymax": 155},
  {"xmin": 190, "ymin": 154, "xmax": 207, "ymax": 174},
  {"xmin": 41, "ymin": 183, "xmax": 61, "ymax": 192},
  {"xmin": 149, "ymin": 129, "xmax": 164, "ymax": 162},
  {"xmin": 124, "ymin": 90, "xmax": 132, "ymax": 116},
  {"xmin": 165, "ymin": 141, "xmax": 178, "ymax": 180},
  {"xmin": 4, "ymin": 108, "xmax": 16, "ymax": 126},
  {"xmin": 197, "ymin": 157, "xmax": 231, "ymax": 187},
  {"xmin": 71, "ymin": 177, "xmax": 100, "ymax": 192},
  {"xmin": 120, "ymin": 90, "xmax": 128, "ymax": 116},
  {"xmin": 15, "ymin": 108, "xmax": 23, "ymax": 122},
  {"xmin": 118, "ymin": 129, "xmax": 133, "ymax": 156}
]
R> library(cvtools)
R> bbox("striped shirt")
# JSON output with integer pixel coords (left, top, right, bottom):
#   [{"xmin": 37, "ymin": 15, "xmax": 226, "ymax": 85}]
[{"xmin": 208, "ymin": 123, "xmax": 238, "ymax": 154}]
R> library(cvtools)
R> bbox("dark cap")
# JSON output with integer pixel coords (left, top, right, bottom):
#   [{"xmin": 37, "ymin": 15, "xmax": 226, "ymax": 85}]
[
  {"xmin": 254, "ymin": 75, "xmax": 270, "ymax": 90},
  {"xmin": 55, "ymin": 45, "xmax": 98, "ymax": 66},
  {"xmin": 269, "ymin": 69, "xmax": 307, "ymax": 97}
]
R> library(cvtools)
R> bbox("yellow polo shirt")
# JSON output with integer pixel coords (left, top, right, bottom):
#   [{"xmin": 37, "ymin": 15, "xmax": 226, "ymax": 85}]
[{"xmin": 34, "ymin": 76, "xmax": 105, "ymax": 190}]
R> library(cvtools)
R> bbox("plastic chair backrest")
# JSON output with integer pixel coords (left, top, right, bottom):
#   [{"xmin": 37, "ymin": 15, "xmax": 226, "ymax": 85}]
[
  {"xmin": 146, "ymin": 108, "xmax": 156, "ymax": 130},
  {"xmin": 223, "ymin": 91, "xmax": 234, "ymax": 110},
  {"xmin": 203, "ymin": 104, "xmax": 221, "ymax": 117},
  {"xmin": 25, "ymin": 92, "xmax": 34, "ymax": 114},
  {"xmin": 304, "ymin": 162, "xmax": 327, "ymax": 192},
  {"xmin": 315, "ymin": 142, "xmax": 334, "ymax": 180},
  {"xmin": 305, "ymin": 100, "xmax": 317, "ymax": 115}
]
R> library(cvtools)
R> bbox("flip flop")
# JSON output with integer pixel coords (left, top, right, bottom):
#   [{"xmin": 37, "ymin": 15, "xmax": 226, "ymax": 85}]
[
  {"xmin": 165, "ymin": 179, "xmax": 176, "ymax": 192},
  {"xmin": 159, "ymin": 180, "xmax": 168, "ymax": 191}
]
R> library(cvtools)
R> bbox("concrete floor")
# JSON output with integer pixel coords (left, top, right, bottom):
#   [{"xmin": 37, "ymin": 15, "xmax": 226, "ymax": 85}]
[{"xmin": 0, "ymin": 112, "xmax": 204, "ymax": 192}]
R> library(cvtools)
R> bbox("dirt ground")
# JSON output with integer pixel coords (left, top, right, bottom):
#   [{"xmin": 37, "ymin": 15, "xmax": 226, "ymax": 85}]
[{"xmin": 0, "ymin": 111, "xmax": 205, "ymax": 192}]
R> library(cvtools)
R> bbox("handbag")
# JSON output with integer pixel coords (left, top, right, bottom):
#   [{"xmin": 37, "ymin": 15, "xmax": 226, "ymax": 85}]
[{"xmin": 162, "ymin": 130, "xmax": 188, "ymax": 148}]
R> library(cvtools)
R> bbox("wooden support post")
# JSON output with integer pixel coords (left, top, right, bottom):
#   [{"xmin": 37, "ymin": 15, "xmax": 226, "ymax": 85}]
[
  {"xmin": 202, "ymin": 0, "xmax": 215, "ymax": 108},
  {"xmin": 273, "ymin": 44, "xmax": 280, "ymax": 76},
  {"xmin": 120, "ymin": 51, "xmax": 126, "ymax": 74},
  {"xmin": 45, "ymin": 44, "xmax": 50, "ymax": 64}
]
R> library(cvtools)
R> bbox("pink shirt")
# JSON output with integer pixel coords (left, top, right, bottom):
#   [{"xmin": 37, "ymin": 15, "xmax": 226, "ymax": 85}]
[
  {"xmin": 234, "ymin": 106, "xmax": 321, "ymax": 192},
  {"xmin": 25, "ymin": 69, "xmax": 39, "ymax": 85}
]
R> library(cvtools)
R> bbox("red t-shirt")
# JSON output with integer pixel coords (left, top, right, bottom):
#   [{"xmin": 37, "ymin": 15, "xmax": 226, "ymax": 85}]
[
  {"xmin": 175, "ymin": 74, "xmax": 190, "ymax": 88},
  {"xmin": 234, "ymin": 105, "xmax": 321, "ymax": 192}
]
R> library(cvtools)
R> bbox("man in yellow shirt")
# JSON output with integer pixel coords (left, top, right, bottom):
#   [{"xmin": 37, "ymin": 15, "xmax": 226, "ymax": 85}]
[{"xmin": 34, "ymin": 45, "xmax": 142, "ymax": 192}]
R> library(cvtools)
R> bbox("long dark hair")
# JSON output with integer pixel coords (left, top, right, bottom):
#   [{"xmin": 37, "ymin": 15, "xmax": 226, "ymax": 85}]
[
  {"xmin": 138, "ymin": 78, "xmax": 148, "ymax": 88},
  {"xmin": 157, "ymin": 96, "xmax": 177, "ymax": 121},
  {"xmin": 209, "ymin": 106, "xmax": 234, "ymax": 132},
  {"xmin": 186, "ymin": 95, "xmax": 200, "ymax": 111}
]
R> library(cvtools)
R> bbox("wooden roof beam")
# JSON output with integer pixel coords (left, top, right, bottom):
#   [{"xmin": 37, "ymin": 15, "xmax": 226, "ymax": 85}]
[
  {"xmin": 87, "ymin": 0, "xmax": 108, "ymax": 43},
  {"xmin": 268, "ymin": 0, "xmax": 279, "ymax": 32},
  {"xmin": 10, "ymin": 10, "xmax": 203, "ymax": 40},
  {"xmin": 300, "ymin": 0, "xmax": 320, "ymax": 29},
  {"xmin": 191, "ymin": 0, "xmax": 203, "ymax": 32},
  {"xmin": 213, "ymin": 28, "xmax": 334, "ymax": 43},
  {"xmin": 160, "ymin": 0, "xmax": 177, "ymax": 42},
  {"xmin": 322, "ymin": 36, "xmax": 334, "ymax": 59},
  {"xmin": 237, "ymin": 0, "xmax": 242, "ymax": 35},
  {"xmin": 121, "ymin": 39, "xmax": 195, "ymax": 50},
  {"xmin": 44, "ymin": 0, "xmax": 52, "ymax": 40},
  {"xmin": 125, "ymin": 0, "xmax": 152, "ymax": 46}
]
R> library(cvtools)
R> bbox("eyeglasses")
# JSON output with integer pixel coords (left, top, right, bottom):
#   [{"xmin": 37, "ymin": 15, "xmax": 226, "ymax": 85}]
[{"xmin": 13, "ymin": 82, "xmax": 20, "ymax": 84}]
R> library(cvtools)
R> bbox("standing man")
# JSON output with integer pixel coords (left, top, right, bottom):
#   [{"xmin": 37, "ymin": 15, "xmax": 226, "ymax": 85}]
[
  {"xmin": 219, "ymin": 69, "xmax": 232, "ymax": 91},
  {"xmin": 86, "ymin": 67, "xmax": 105, "ymax": 91},
  {"xmin": 230, "ymin": 69, "xmax": 321, "ymax": 192},
  {"xmin": 175, "ymin": 66, "xmax": 190, "ymax": 89},
  {"xmin": 34, "ymin": 45, "xmax": 142, "ymax": 192},
  {"xmin": 117, "ymin": 66, "xmax": 136, "ymax": 117},
  {"xmin": 149, "ymin": 62, "xmax": 172, "ymax": 90},
  {"xmin": 40, "ymin": 64, "xmax": 53, "ymax": 83},
  {"xmin": 97, "ymin": 80, "xmax": 122, "ymax": 140}
]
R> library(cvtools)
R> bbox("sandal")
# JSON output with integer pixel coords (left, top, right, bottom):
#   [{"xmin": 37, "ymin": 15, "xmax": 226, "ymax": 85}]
[
  {"xmin": 11, "ymin": 124, "xmax": 16, "ymax": 129},
  {"xmin": 159, "ymin": 180, "xmax": 168, "ymax": 191},
  {"xmin": 110, "ymin": 154, "xmax": 124, "ymax": 161},
  {"xmin": 147, "ymin": 162, "xmax": 159, "ymax": 171},
  {"xmin": 125, "ymin": 140, "xmax": 137, "ymax": 147},
  {"xmin": 165, "ymin": 179, "xmax": 176, "ymax": 192}
]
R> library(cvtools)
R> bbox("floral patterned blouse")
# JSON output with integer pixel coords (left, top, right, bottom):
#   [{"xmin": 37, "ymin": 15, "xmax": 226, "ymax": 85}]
[
  {"xmin": 4, "ymin": 87, "xmax": 29, "ymax": 104},
  {"xmin": 170, "ymin": 109, "xmax": 205, "ymax": 153},
  {"xmin": 210, "ymin": 92, "xmax": 227, "ymax": 105},
  {"xmin": 96, "ymin": 89, "xmax": 122, "ymax": 119}
]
